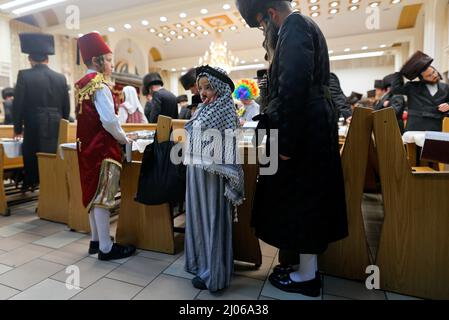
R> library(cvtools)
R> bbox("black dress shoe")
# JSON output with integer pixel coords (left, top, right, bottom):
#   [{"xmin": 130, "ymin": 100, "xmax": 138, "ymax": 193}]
[
  {"xmin": 268, "ymin": 272, "xmax": 321, "ymax": 297},
  {"xmin": 98, "ymin": 243, "xmax": 136, "ymax": 261},
  {"xmin": 192, "ymin": 277, "xmax": 207, "ymax": 290},
  {"xmin": 273, "ymin": 264, "xmax": 295, "ymax": 275},
  {"xmin": 89, "ymin": 241, "xmax": 99, "ymax": 255},
  {"xmin": 88, "ymin": 236, "xmax": 116, "ymax": 255}
]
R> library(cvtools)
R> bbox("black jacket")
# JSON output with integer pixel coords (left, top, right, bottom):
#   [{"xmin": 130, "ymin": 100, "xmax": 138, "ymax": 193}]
[
  {"xmin": 374, "ymin": 91, "xmax": 406, "ymax": 133},
  {"xmin": 252, "ymin": 12, "xmax": 348, "ymax": 253},
  {"xmin": 329, "ymin": 73, "xmax": 352, "ymax": 120},
  {"xmin": 391, "ymin": 72, "xmax": 449, "ymax": 131},
  {"xmin": 144, "ymin": 88, "xmax": 178, "ymax": 123},
  {"xmin": 13, "ymin": 64, "xmax": 70, "ymax": 187},
  {"xmin": 3, "ymin": 100, "xmax": 13, "ymax": 125}
]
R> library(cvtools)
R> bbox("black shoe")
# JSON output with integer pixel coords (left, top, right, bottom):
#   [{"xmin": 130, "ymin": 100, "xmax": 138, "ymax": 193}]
[
  {"xmin": 273, "ymin": 264, "xmax": 295, "ymax": 275},
  {"xmin": 268, "ymin": 272, "xmax": 321, "ymax": 297},
  {"xmin": 98, "ymin": 243, "xmax": 136, "ymax": 261},
  {"xmin": 192, "ymin": 277, "xmax": 207, "ymax": 290},
  {"xmin": 88, "ymin": 236, "xmax": 115, "ymax": 255},
  {"xmin": 88, "ymin": 241, "xmax": 99, "ymax": 255}
]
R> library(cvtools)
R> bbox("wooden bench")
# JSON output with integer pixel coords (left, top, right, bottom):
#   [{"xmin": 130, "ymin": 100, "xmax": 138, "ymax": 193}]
[
  {"xmin": 0, "ymin": 125, "xmax": 24, "ymax": 216},
  {"xmin": 319, "ymin": 107, "xmax": 373, "ymax": 281},
  {"xmin": 36, "ymin": 120, "xmax": 76, "ymax": 224},
  {"xmin": 373, "ymin": 108, "xmax": 449, "ymax": 299},
  {"xmin": 116, "ymin": 116, "xmax": 176, "ymax": 253}
]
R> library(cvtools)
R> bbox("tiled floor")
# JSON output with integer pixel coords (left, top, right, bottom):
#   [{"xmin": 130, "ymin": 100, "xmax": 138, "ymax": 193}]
[{"xmin": 0, "ymin": 198, "xmax": 422, "ymax": 300}]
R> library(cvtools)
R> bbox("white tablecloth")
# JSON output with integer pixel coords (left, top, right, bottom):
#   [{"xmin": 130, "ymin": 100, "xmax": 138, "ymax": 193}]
[
  {"xmin": 0, "ymin": 139, "xmax": 22, "ymax": 158},
  {"xmin": 59, "ymin": 143, "xmax": 77, "ymax": 160},
  {"xmin": 59, "ymin": 140, "xmax": 154, "ymax": 162},
  {"xmin": 339, "ymin": 126, "xmax": 349, "ymax": 138},
  {"xmin": 403, "ymin": 131, "xmax": 427, "ymax": 147}
]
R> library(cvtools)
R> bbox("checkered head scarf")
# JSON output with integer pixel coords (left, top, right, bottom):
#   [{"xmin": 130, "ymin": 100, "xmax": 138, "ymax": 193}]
[{"xmin": 184, "ymin": 66, "xmax": 245, "ymax": 210}]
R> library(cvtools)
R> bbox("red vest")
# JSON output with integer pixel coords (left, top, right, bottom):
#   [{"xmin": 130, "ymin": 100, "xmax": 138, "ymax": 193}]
[{"xmin": 76, "ymin": 72, "xmax": 122, "ymax": 208}]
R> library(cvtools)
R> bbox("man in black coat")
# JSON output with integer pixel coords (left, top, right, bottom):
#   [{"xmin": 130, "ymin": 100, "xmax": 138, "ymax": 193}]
[
  {"xmin": 374, "ymin": 74, "xmax": 406, "ymax": 133},
  {"xmin": 391, "ymin": 52, "xmax": 449, "ymax": 132},
  {"xmin": 13, "ymin": 33, "xmax": 70, "ymax": 191},
  {"xmin": 2, "ymin": 87, "xmax": 14, "ymax": 125},
  {"xmin": 329, "ymin": 73, "xmax": 352, "ymax": 123},
  {"xmin": 237, "ymin": 0, "xmax": 348, "ymax": 296},
  {"xmin": 143, "ymin": 73, "xmax": 178, "ymax": 123},
  {"xmin": 179, "ymin": 68, "xmax": 202, "ymax": 117}
]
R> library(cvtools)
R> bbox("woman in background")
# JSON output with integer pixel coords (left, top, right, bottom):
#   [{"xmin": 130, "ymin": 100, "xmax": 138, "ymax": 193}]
[{"xmin": 118, "ymin": 86, "xmax": 148, "ymax": 124}]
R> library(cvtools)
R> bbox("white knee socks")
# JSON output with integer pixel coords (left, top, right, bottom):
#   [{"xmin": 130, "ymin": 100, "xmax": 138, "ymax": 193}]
[
  {"xmin": 92, "ymin": 207, "xmax": 113, "ymax": 253},
  {"xmin": 88, "ymin": 213, "xmax": 99, "ymax": 242},
  {"xmin": 289, "ymin": 254, "xmax": 318, "ymax": 282}
]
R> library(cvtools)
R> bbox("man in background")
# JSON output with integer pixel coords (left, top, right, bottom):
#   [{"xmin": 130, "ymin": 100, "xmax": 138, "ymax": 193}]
[
  {"xmin": 143, "ymin": 73, "xmax": 178, "ymax": 122},
  {"xmin": 1, "ymin": 87, "xmax": 14, "ymax": 125},
  {"xmin": 13, "ymin": 33, "xmax": 70, "ymax": 191}
]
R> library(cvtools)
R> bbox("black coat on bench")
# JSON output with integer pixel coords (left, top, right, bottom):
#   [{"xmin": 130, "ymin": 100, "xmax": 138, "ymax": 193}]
[{"xmin": 251, "ymin": 12, "xmax": 348, "ymax": 254}]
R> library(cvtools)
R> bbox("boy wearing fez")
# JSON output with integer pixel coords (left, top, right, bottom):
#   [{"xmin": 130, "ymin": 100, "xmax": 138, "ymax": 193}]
[{"xmin": 76, "ymin": 33, "xmax": 136, "ymax": 260}]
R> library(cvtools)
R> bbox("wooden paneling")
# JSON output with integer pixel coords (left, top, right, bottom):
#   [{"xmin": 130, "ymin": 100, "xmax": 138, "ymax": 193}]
[
  {"xmin": 319, "ymin": 107, "xmax": 373, "ymax": 281},
  {"xmin": 373, "ymin": 108, "xmax": 449, "ymax": 299}
]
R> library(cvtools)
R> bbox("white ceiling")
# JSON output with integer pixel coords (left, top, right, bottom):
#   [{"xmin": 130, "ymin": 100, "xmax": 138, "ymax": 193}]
[{"xmin": 1, "ymin": 0, "xmax": 425, "ymax": 62}]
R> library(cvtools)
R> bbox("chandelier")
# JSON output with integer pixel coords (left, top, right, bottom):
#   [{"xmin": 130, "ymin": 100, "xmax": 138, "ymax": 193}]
[{"xmin": 199, "ymin": 30, "xmax": 239, "ymax": 74}]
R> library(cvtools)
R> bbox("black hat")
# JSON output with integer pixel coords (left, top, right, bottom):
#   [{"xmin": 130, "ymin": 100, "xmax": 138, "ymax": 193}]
[
  {"xmin": 382, "ymin": 74, "xmax": 396, "ymax": 88},
  {"xmin": 2, "ymin": 87, "xmax": 14, "ymax": 100},
  {"xmin": 254, "ymin": 69, "xmax": 268, "ymax": 80},
  {"xmin": 236, "ymin": 0, "xmax": 293, "ymax": 28},
  {"xmin": 367, "ymin": 90, "xmax": 376, "ymax": 98},
  {"xmin": 142, "ymin": 73, "xmax": 163, "ymax": 95},
  {"xmin": 374, "ymin": 80, "xmax": 384, "ymax": 89},
  {"xmin": 19, "ymin": 33, "xmax": 55, "ymax": 62},
  {"xmin": 180, "ymin": 68, "xmax": 196, "ymax": 90},
  {"xmin": 401, "ymin": 51, "xmax": 434, "ymax": 80},
  {"xmin": 177, "ymin": 95, "xmax": 188, "ymax": 104},
  {"xmin": 347, "ymin": 92, "xmax": 363, "ymax": 105},
  {"xmin": 196, "ymin": 65, "xmax": 235, "ymax": 92}
]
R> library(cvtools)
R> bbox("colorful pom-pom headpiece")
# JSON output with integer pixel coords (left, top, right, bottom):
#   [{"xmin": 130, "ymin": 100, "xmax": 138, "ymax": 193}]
[{"xmin": 233, "ymin": 79, "xmax": 260, "ymax": 101}]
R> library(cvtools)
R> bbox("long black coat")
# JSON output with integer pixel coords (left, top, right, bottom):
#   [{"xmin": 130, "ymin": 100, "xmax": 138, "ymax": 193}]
[
  {"xmin": 329, "ymin": 73, "xmax": 352, "ymax": 120},
  {"xmin": 374, "ymin": 91, "xmax": 406, "ymax": 133},
  {"xmin": 252, "ymin": 12, "xmax": 348, "ymax": 254},
  {"xmin": 391, "ymin": 72, "xmax": 449, "ymax": 131},
  {"xmin": 144, "ymin": 88, "xmax": 178, "ymax": 123},
  {"xmin": 13, "ymin": 64, "xmax": 70, "ymax": 187}
]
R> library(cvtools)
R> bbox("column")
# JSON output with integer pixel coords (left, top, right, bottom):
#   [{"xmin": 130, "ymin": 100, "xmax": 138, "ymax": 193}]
[
  {"xmin": 0, "ymin": 14, "xmax": 12, "ymax": 87},
  {"xmin": 423, "ymin": 0, "xmax": 448, "ymax": 72}
]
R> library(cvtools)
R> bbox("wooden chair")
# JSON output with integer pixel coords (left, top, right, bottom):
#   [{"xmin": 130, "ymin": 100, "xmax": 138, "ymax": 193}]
[
  {"xmin": 36, "ymin": 120, "xmax": 76, "ymax": 224},
  {"xmin": 0, "ymin": 125, "xmax": 25, "ymax": 216},
  {"xmin": 373, "ymin": 108, "xmax": 449, "ymax": 299},
  {"xmin": 319, "ymin": 107, "xmax": 373, "ymax": 281}
]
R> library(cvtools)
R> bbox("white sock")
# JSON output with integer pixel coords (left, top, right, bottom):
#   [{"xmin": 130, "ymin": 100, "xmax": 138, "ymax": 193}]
[
  {"xmin": 93, "ymin": 207, "xmax": 113, "ymax": 253},
  {"xmin": 289, "ymin": 254, "xmax": 318, "ymax": 282},
  {"xmin": 88, "ymin": 212, "xmax": 99, "ymax": 242}
]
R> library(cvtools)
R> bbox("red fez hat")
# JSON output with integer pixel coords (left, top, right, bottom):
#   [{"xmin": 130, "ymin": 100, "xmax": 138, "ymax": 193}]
[{"xmin": 78, "ymin": 32, "xmax": 112, "ymax": 64}]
